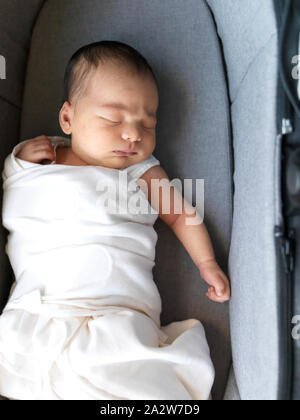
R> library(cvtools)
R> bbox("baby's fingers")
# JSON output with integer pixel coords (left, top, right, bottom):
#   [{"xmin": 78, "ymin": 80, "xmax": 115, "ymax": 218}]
[
  {"xmin": 25, "ymin": 135, "xmax": 50, "ymax": 149},
  {"xmin": 31, "ymin": 147, "xmax": 55, "ymax": 164},
  {"xmin": 34, "ymin": 138, "xmax": 55, "ymax": 157},
  {"xmin": 39, "ymin": 151, "xmax": 56, "ymax": 164},
  {"xmin": 206, "ymin": 287, "xmax": 229, "ymax": 303}
]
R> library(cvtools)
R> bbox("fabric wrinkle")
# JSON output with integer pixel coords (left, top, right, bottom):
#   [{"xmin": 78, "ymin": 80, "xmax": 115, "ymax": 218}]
[{"xmin": 0, "ymin": 137, "xmax": 214, "ymax": 400}]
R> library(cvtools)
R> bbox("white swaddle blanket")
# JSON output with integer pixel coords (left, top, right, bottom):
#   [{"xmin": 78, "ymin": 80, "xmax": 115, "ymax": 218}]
[{"xmin": 0, "ymin": 136, "xmax": 214, "ymax": 400}]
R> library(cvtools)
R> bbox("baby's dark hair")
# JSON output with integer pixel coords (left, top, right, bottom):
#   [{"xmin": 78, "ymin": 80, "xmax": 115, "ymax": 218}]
[{"xmin": 62, "ymin": 40, "xmax": 158, "ymax": 107}]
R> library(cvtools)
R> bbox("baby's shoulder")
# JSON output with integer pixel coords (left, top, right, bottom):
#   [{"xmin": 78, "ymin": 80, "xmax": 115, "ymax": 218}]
[
  {"xmin": 139, "ymin": 163, "xmax": 169, "ymax": 184},
  {"xmin": 136, "ymin": 163, "xmax": 176, "ymax": 221},
  {"xmin": 127, "ymin": 154, "xmax": 161, "ymax": 182}
]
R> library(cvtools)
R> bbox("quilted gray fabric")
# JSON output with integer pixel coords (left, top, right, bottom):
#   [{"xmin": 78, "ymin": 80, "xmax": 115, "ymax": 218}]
[
  {"xmin": 223, "ymin": 365, "xmax": 240, "ymax": 400},
  {"xmin": 0, "ymin": 0, "xmax": 44, "ymax": 313},
  {"xmin": 0, "ymin": 0, "xmax": 44, "ymax": 107},
  {"xmin": 207, "ymin": 0, "xmax": 279, "ymax": 400}
]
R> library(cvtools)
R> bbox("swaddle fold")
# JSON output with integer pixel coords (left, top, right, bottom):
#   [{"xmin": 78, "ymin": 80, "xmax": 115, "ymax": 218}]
[{"xmin": 0, "ymin": 137, "xmax": 214, "ymax": 400}]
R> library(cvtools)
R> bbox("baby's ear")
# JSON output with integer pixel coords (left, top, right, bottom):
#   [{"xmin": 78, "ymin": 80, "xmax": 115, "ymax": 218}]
[{"xmin": 59, "ymin": 102, "xmax": 73, "ymax": 135}]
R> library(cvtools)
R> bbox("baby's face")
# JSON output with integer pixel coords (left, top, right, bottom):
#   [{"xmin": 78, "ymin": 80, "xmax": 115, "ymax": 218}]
[{"xmin": 59, "ymin": 61, "xmax": 158, "ymax": 169}]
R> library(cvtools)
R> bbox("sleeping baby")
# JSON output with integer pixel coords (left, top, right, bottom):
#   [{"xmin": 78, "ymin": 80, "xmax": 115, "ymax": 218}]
[{"xmin": 0, "ymin": 40, "xmax": 230, "ymax": 400}]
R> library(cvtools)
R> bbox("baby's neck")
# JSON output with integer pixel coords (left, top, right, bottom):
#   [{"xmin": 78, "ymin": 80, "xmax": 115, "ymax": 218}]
[{"xmin": 55, "ymin": 146, "xmax": 88, "ymax": 166}]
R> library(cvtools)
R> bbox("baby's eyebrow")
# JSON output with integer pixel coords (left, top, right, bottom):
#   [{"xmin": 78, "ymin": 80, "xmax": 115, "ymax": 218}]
[{"xmin": 99, "ymin": 102, "xmax": 157, "ymax": 120}]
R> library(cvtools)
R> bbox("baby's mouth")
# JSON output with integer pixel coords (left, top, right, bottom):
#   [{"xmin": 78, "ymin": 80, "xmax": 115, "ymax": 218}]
[{"xmin": 113, "ymin": 150, "xmax": 137, "ymax": 156}]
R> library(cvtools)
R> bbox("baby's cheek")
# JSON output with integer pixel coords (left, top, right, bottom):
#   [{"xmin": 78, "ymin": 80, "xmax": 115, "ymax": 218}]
[{"xmin": 78, "ymin": 121, "xmax": 87, "ymax": 131}]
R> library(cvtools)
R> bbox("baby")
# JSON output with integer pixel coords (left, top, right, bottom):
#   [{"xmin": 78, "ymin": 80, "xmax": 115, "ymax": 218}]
[
  {"xmin": 17, "ymin": 41, "xmax": 231, "ymax": 303},
  {"xmin": 0, "ymin": 40, "xmax": 230, "ymax": 400}
]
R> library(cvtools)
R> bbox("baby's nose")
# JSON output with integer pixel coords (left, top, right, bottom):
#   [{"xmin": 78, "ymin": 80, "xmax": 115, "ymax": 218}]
[{"xmin": 123, "ymin": 135, "xmax": 141, "ymax": 142}]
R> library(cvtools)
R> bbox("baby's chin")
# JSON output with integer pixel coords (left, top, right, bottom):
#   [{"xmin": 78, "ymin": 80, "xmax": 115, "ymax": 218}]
[
  {"xmin": 81, "ymin": 150, "xmax": 151, "ymax": 169},
  {"xmin": 110, "ymin": 157, "xmax": 140, "ymax": 170},
  {"xmin": 87, "ymin": 155, "xmax": 139, "ymax": 170},
  {"xmin": 109, "ymin": 153, "xmax": 148, "ymax": 169}
]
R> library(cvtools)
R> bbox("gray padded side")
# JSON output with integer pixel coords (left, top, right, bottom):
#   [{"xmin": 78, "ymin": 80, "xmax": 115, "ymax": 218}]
[
  {"xmin": 0, "ymin": 99, "xmax": 20, "ymax": 312},
  {"xmin": 20, "ymin": 0, "xmax": 233, "ymax": 400},
  {"xmin": 207, "ymin": 0, "xmax": 280, "ymax": 400},
  {"xmin": 223, "ymin": 364, "xmax": 241, "ymax": 400},
  {"xmin": 0, "ymin": 0, "xmax": 45, "ymax": 107},
  {"xmin": 206, "ymin": 0, "xmax": 278, "ymax": 104},
  {"xmin": 0, "ymin": 0, "xmax": 45, "ymax": 313}
]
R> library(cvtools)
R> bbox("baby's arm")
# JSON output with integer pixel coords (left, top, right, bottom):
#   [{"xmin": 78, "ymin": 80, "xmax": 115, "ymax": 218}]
[
  {"xmin": 138, "ymin": 165, "xmax": 231, "ymax": 303},
  {"xmin": 16, "ymin": 135, "xmax": 55, "ymax": 164}
]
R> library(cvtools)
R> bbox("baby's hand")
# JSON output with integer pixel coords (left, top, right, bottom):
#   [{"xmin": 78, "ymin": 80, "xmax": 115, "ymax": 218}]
[
  {"xmin": 16, "ymin": 135, "xmax": 55, "ymax": 164},
  {"xmin": 198, "ymin": 259, "xmax": 231, "ymax": 303}
]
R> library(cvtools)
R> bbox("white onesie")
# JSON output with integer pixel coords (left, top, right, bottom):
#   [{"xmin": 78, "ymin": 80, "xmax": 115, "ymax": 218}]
[{"xmin": 0, "ymin": 136, "xmax": 214, "ymax": 400}]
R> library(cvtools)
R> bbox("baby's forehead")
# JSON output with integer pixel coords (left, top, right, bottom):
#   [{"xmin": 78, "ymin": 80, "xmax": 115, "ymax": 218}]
[{"xmin": 79, "ymin": 65, "xmax": 157, "ymax": 108}]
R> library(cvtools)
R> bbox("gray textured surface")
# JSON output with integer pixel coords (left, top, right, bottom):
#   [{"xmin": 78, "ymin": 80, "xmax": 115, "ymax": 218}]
[
  {"xmin": 0, "ymin": 0, "xmax": 45, "ymax": 319},
  {"xmin": 223, "ymin": 364, "xmax": 241, "ymax": 400},
  {"xmin": 207, "ymin": 0, "xmax": 279, "ymax": 400}
]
